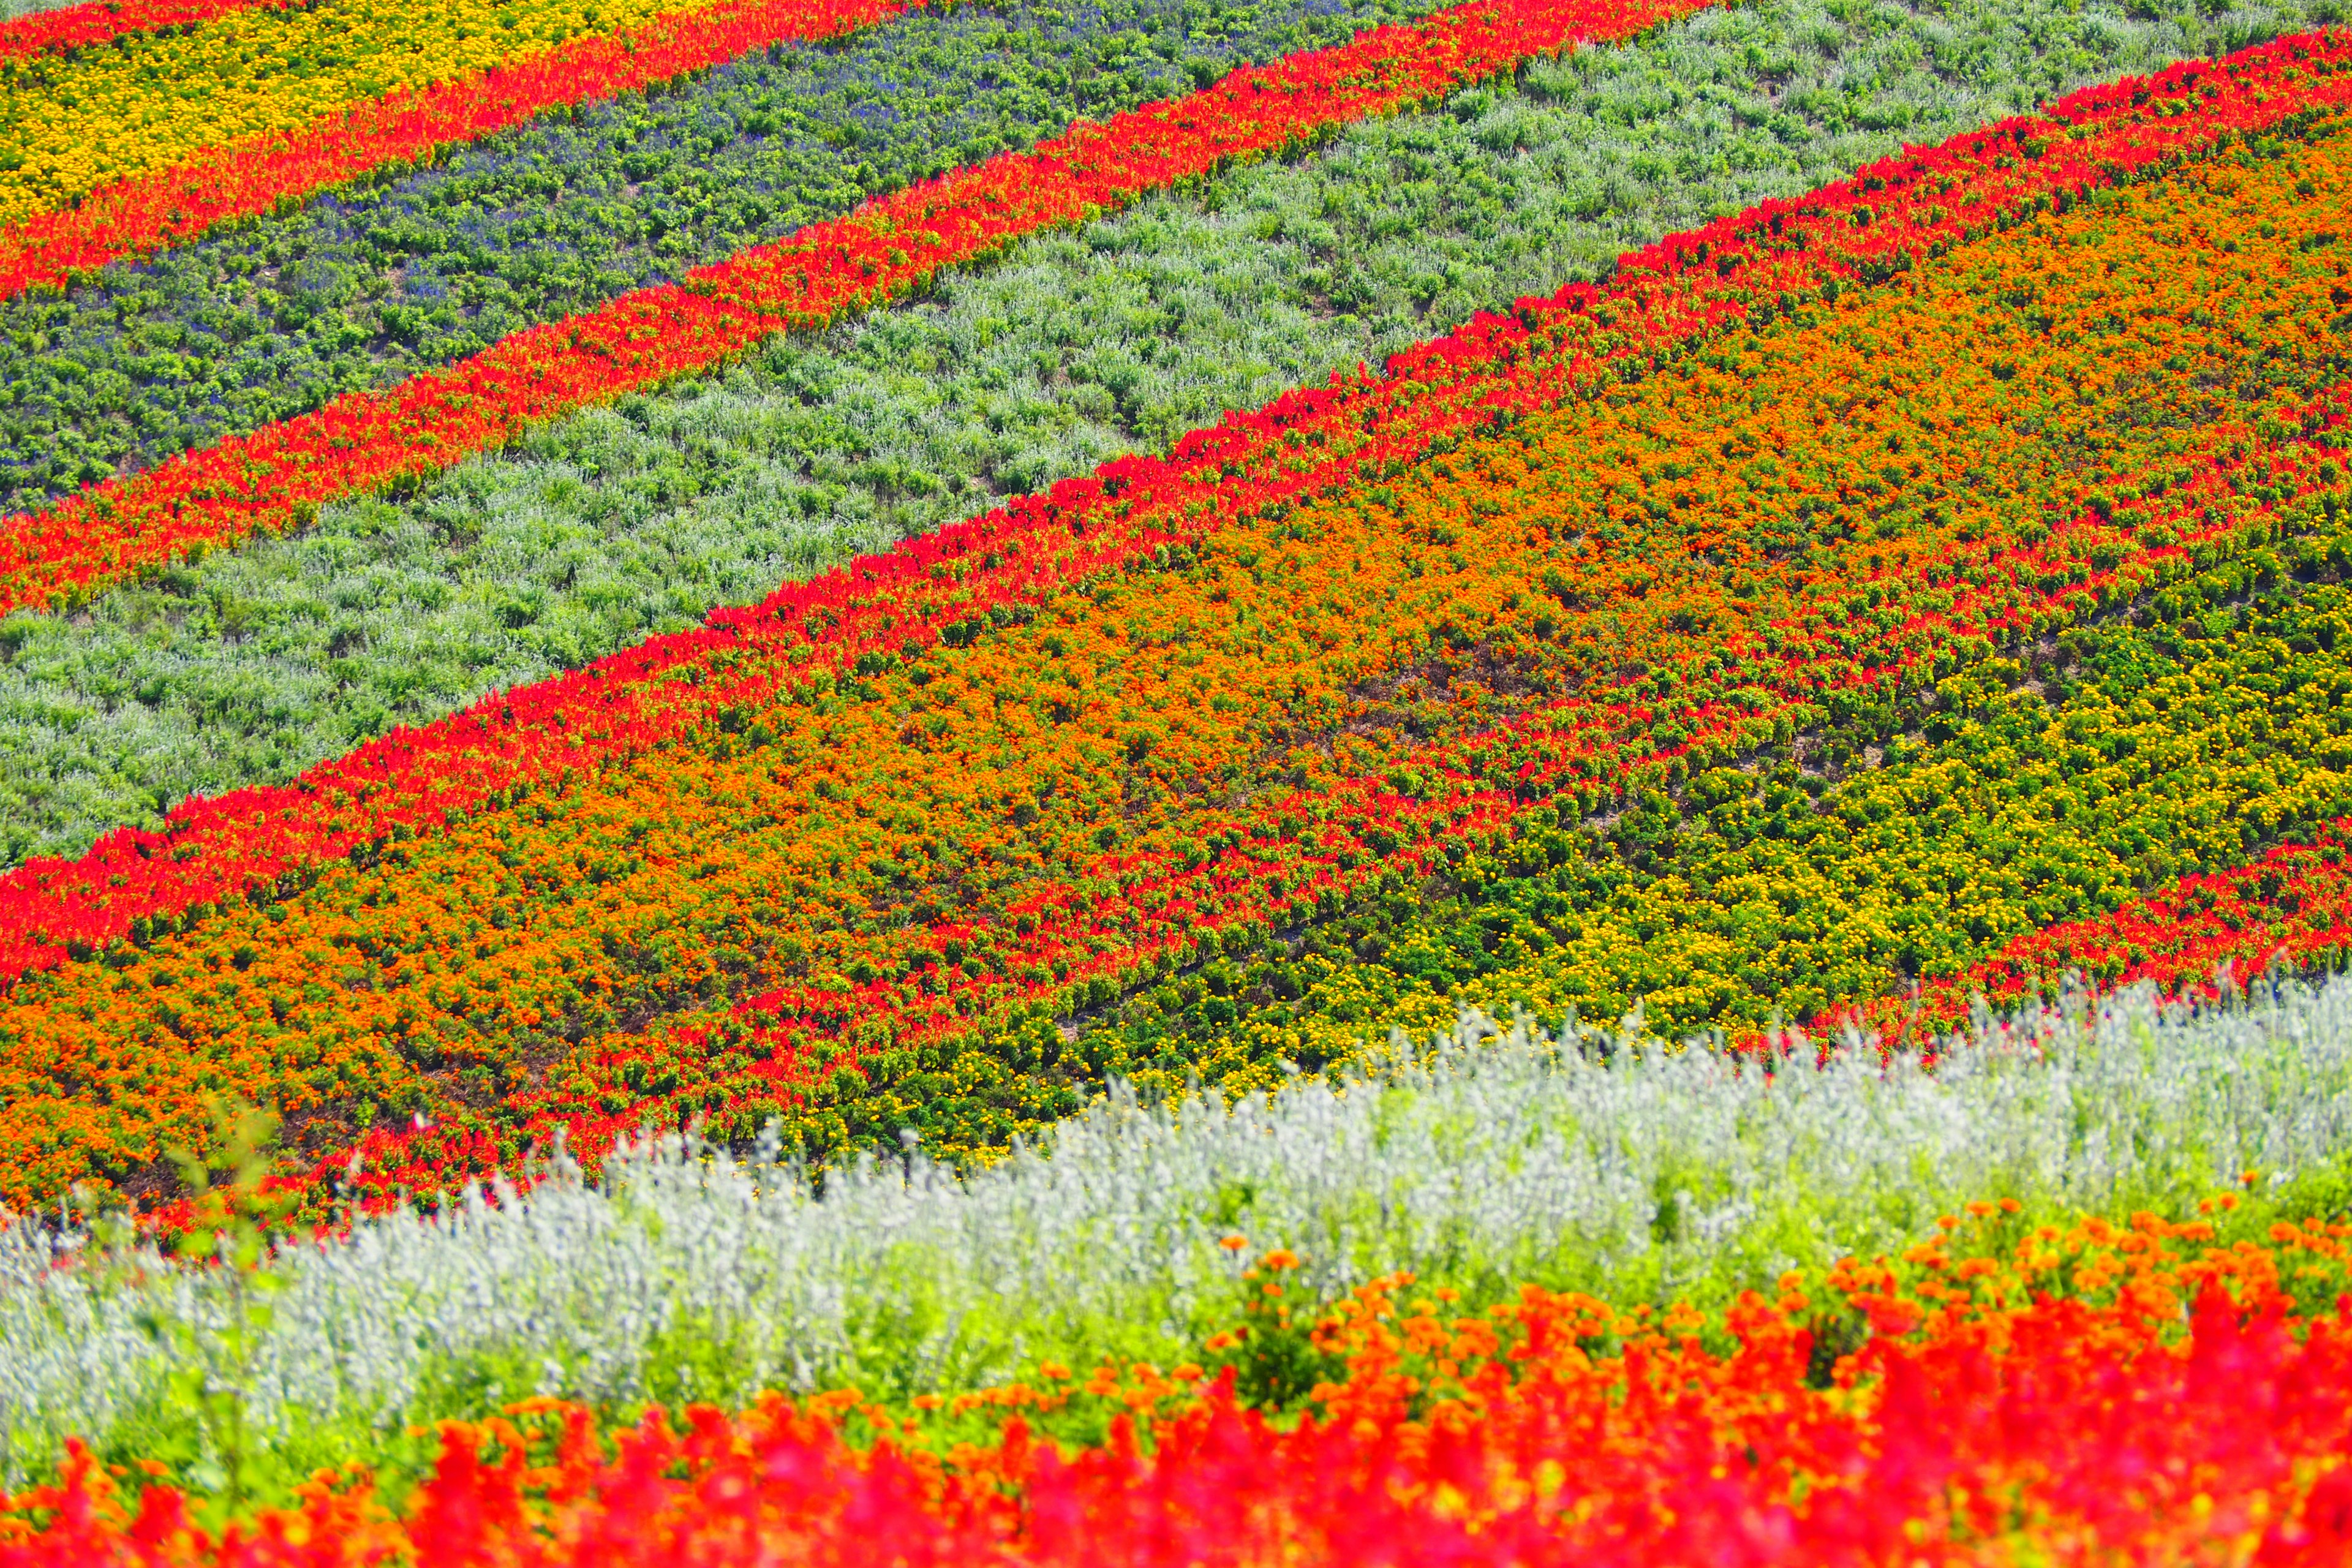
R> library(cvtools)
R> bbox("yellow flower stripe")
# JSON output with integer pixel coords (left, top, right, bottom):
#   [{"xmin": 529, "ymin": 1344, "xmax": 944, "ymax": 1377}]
[{"xmin": 0, "ymin": 0, "xmax": 714, "ymax": 230}]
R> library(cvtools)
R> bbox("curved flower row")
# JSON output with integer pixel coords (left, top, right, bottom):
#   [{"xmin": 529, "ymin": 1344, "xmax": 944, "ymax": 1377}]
[
  {"xmin": 6, "ymin": 110, "xmax": 2345, "ymax": 1210},
  {"xmin": 7, "ymin": 1207, "xmax": 2352, "ymax": 1564},
  {"xmin": 0, "ymin": 0, "xmax": 925, "ymax": 302},
  {"xmin": 1, "ymin": 22, "xmax": 2334, "ymax": 997}
]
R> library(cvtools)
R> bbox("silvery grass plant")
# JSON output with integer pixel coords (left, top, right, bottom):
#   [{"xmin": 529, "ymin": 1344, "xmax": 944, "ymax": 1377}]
[{"xmin": 6, "ymin": 973, "xmax": 2352, "ymax": 1494}]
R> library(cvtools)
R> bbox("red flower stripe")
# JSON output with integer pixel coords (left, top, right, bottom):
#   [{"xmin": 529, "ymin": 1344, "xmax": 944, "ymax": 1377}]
[
  {"xmin": 9, "ymin": 1220, "xmax": 2352, "ymax": 1564},
  {"xmin": 0, "ymin": 0, "xmax": 921, "ymax": 302},
  {"xmin": 0, "ymin": 0, "xmax": 292, "ymax": 64},
  {"xmin": 0, "ymin": 23, "xmax": 2339, "ymax": 997},
  {"xmin": 0, "ymin": 0, "xmax": 1710, "ymax": 616}
]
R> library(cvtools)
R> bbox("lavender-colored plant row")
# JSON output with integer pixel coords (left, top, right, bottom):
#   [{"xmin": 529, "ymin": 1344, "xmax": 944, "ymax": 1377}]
[
  {"xmin": 0, "ymin": 0, "xmax": 2320, "ymax": 871},
  {"xmin": 0, "ymin": 0, "xmax": 1436, "ymax": 515},
  {"xmin": 5, "ymin": 977, "xmax": 2352, "ymax": 1494}
]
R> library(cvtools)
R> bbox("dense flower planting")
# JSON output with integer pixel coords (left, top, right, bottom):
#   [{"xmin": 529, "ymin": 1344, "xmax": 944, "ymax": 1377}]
[
  {"xmin": 0, "ymin": 0, "xmax": 1708, "ymax": 617},
  {"xmin": 12, "ymin": 0, "xmax": 2352, "ymax": 1551},
  {"xmin": 1856, "ymin": 825, "xmax": 2352, "ymax": 1044},
  {"xmin": 7, "ymin": 51, "xmax": 2352, "ymax": 1205},
  {"xmin": 9, "ymin": 1207, "xmax": 2352, "ymax": 1564},
  {"xmin": 0, "ymin": 0, "xmax": 927, "ymax": 302},
  {"xmin": 0, "ymin": 0, "xmax": 2301, "ymax": 883},
  {"xmin": 0, "ymin": 20, "xmax": 2335, "ymax": 967},
  {"xmin": 0, "ymin": 0, "xmax": 1455, "ymax": 519},
  {"xmin": 0, "ymin": 0, "xmax": 296, "ymax": 66},
  {"xmin": 1145, "ymin": 526, "xmax": 2352, "ymax": 1063}
]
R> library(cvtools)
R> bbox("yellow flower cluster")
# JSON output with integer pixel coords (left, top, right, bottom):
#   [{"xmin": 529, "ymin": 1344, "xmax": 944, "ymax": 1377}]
[{"xmin": 0, "ymin": 0, "xmax": 707, "ymax": 229}]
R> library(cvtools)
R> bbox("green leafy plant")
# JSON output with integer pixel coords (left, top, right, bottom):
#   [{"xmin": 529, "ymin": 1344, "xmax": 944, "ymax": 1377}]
[
  {"xmin": 135, "ymin": 1101, "xmax": 304, "ymax": 1518},
  {"xmin": 1202, "ymin": 1246, "xmax": 1344, "ymax": 1411}
]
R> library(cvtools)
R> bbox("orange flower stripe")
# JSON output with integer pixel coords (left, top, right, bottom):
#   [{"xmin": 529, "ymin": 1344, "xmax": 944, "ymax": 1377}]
[
  {"xmin": 9, "ymin": 1210, "xmax": 2352, "ymax": 1564},
  {"xmin": 0, "ymin": 0, "xmax": 1709, "ymax": 613},
  {"xmin": 0, "ymin": 0, "xmax": 925, "ymax": 302},
  {"xmin": 6, "ymin": 109, "xmax": 2352, "ymax": 1207}
]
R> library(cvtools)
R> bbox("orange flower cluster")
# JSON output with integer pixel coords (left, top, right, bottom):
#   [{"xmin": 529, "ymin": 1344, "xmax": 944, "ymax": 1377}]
[
  {"xmin": 5, "ymin": 113, "xmax": 2349, "ymax": 1208},
  {"xmin": 9, "ymin": 1207, "xmax": 2352, "ymax": 1564},
  {"xmin": 0, "ymin": 0, "xmax": 921, "ymax": 302}
]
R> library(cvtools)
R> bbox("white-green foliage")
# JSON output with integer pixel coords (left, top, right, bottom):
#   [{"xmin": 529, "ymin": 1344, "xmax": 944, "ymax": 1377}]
[
  {"xmin": 6, "ymin": 974, "xmax": 2352, "ymax": 1486},
  {"xmin": 2, "ymin": 0, "xmax": 2338, "ymax": 867}
]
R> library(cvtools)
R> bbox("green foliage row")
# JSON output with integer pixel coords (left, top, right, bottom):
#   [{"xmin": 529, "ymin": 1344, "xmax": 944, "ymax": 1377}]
[{"xmin": 1, "ymin": 0, "xmax": 2325, "ymax": 869}]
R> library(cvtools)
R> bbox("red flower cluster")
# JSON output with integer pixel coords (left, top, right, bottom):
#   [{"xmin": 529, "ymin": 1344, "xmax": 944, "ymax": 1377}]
[
  {"xmin": 8, "ymin": 1212, "xmax": 2352, "ymax": 1564},
  {"xmin": 0, "ymin": 0, "xmax": 290, "ymax": 65},
  {"xmin": 0, "ymin": 0, "xmax": 920, "ymax": 303}
]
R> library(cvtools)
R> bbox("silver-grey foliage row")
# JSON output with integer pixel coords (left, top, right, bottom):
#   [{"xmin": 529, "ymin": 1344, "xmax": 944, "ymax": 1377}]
[
  {"xmin": 0, "ymin": 0, "xmax": 2339, "ymax": 867},
  {"xmin": 6, "ymin": 973, "xmax": 2352, "ymax": 1486}
]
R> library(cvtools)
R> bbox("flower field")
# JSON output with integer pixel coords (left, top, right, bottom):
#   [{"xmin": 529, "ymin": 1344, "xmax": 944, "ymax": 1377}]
[{"xmin": 9, "ymin": 0, "xmax": 2352, "ymax": 1557}]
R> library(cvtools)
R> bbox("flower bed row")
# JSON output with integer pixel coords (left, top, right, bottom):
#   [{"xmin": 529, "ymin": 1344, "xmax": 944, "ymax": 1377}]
[
  {"xmin": 2, "ymin": 17, "xmax": 2334, "ymax": 999},
  {"xmin": 0, "ymin": 0, "xmax": 930, "ymax": 306},
  {"xmin": 6, "ymin": 86, "xmax": 2350, "ymax": 1209},
  {"xmin": 10, "ymin": 1205, "xmax": 2352, "ymax": 1564},
  {"xmin": 0, "ymin": 0, "xmax": 1711, "ymax": 614},
  {"xmin": 0, "ymin": 0, "xmax": 761, "ymax": 237}
]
